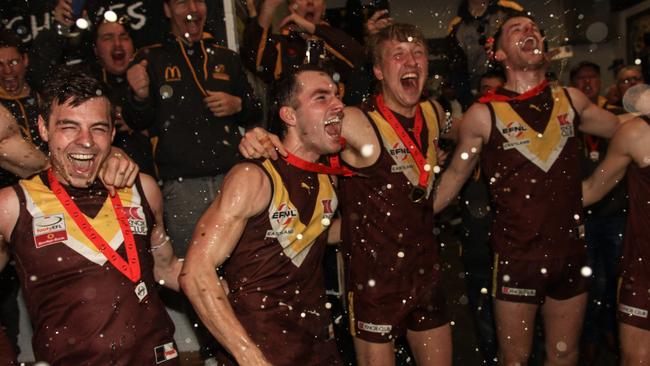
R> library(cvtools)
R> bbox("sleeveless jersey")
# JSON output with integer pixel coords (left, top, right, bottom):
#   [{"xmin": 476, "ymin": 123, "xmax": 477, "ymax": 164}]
[
  {"xmin": 482, "ymin": 86, "xmax": 585, "ymax": 260},
  {"xmin": 340, "ymin": 98, "xmax": 441, "ymax": 296},
  {"xmin": 620, "ymin": 115, "xmax": 650, "ymax": 277},
  {"xmin": 10, "ymin": 173, "xmax": 177, "ymax": 366},
  {"xmin": 222, "ymin": 159, "xmax": 339, "ymax": 366}
]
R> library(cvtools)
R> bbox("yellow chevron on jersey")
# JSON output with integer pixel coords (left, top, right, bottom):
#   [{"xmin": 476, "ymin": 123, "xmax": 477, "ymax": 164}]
[
  {"xmin": 368, "ymin": 101, "xmax": 440, "ymax": 198},
  {"xmin": 492, "ymin": 86, "xmax": 575, "ymax": 172},
  {"xmin": 19, "ymin": 175, "xmax": 146, "ymax": 266},
  {"xmin": 263, "ymin": 160, "xmax": 337, "ymax": 267}
]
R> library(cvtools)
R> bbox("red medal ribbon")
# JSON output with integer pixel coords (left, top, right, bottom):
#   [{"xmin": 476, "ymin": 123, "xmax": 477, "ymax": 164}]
[
  {"xmin": 47, "ymin": 169, "xmax": 141, "ymax": 283},
  {"xmin": 283, "ymin": 153, "xmax": 356, "ymax": 177},
  {"xmin": 479, "ymin": 79, "xmax": 549, "ymax": 103},
  {"xmin": 376, "ymin": 94, "xmax": 429, "ymax": 188},
  {"xmin": 584, "ymin": 135, "xmax": 599, "ymax": 152}
]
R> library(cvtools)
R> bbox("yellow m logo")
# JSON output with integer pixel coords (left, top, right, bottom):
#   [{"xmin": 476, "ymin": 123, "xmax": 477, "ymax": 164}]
[{"xmin": 164, "ymin": 66, "xmax": 181, "ymax": 82}]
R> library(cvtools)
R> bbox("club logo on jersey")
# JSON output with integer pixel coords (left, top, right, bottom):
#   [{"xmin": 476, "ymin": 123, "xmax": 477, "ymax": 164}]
[
  {"xmin": 501, "ymin": 121, "xmax": 531, "ymax": 150},
  {"xmin": 164, "ymin": 66, "xmax": 181, "ymax": 82},
  {"xmin": 154, "ymin": 342, "xmax": 178, "ymax": 364},
  {"xmin": 271, "ymin": 203, "xmax": 298, "ymax": 225},
  {"xmin": 33, "ymin": 214, "xmax": 68, "ymax": 248},
  {"xmin": 122, "ymin": 206, "xmax": 148, "ymax": 235},
  {"xmin": 322, "ymin": 199, "xmax": 334, "ymax": 219},
  {"xmin": 212, "ymin": 64, "xmax": 230, "ymax": 81},
  {"xmin": 389, "ymin": 142, "xmax": 410, "ymax": 161},
  {"xmin": 557, "ymin": 113, "xmax": 574, "ymax": 137}
]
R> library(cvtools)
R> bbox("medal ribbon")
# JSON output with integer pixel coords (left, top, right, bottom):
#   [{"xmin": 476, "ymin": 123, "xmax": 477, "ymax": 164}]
[
  {"xmin": 584, "ymin": 135, "xmax": 599, "ymax": 152},
  {"xmin": 479, "ymin": 79, "xmax": 549, "ymax": 103},
  {"xmin": 283, "ymin": 153, "xmax": 355, "ymax": 176},
  {"xmin": 376, "ymin": 94, "xmax": 429, "ymax": 188},
  {"xmin": 47, "ymin": 169, "xmax": 141, "ymax": 283}
]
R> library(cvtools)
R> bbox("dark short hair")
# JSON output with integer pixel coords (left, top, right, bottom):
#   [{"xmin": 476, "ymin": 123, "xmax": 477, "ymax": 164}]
[
  {"xmin": 91, "ymin": 12, "xmax": 133, "ymax": 43},
  {"xmin": 367, "ymin": 23, "xmax": 427, "ymax": 65},
  {"xmin": 0, "ymin": 30, "xmax": 25, "ymax": 54},
  {"xmin": 268, "ymin": 64, "xmax": 333, "ymax": 136},
  {"xmin": 40, "ymin": 68, "xmax": 112, "ymax": 125},
  {"xmin": 569, "ymin": 61, "xmax": 600, "ymax": 84},
  {"xmin": 481, "ymin": 67, "xmax": 506, "ymax": 83}
]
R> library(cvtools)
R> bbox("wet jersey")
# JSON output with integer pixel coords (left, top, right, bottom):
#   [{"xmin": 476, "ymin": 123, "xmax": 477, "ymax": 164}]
[
  {"xmin": 620, "ymin": 116, "xmax": 650, "ymax": 277},
  {"xmin": 222, "ymin": 159, "xmax": 339, "ymax": 366},
  {"xmin": 9, "ymin": 174, "xmax": 177, "ymax": 366},
  {"xmin": 482, "ymin": 86, "xmax": 585, "ymax": 260},
  {"xmin": 340, "ymin": 98, "xmax": 441, "ymax": 299}
]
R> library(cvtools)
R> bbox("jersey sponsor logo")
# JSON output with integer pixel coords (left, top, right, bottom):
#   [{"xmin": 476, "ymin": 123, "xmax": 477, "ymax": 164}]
[
  {"xmin": 619, "ymin": 303, "xmax": 649, "ymax": 319},
  {"xmin": 212, "ymin": 64, "xmax": 230, "ymax": 81},
  {"xmin": 557, "ymin": 114, "xmax": 574, "ymax": 137},
  {"xmin": 33, "ymin": 214, "xmax": 68, "ymax": 248},
  {"xmin": 502, "ymin": 139, "xmax": 531, "ymax": 150},
  {"xmin": 271, "ymin": 203, "xmax": 298, "ymax": 225},
  {"xmin": 357, "ymin": 321, "xmax": 392, "ymax": 334},
  {"xmin": 389, "ymin": 142, "xmax": 410, "ymax": 161},
  {"xmin": 501, "ymin": 121, "xmax": 527, "ymax": 139},
  {"xmin": 154, "ymin": 342, "xmax": 178, "ymax": 364},
  {"xmin": 164, "ymin": 66, "xmax": 182, "ymax": 82},
  {"xmin": 501, "ymin": 286, "xmax": 536, "ymax": 297},
  {"xmin": 122, "ymin": 206, "xmax": 148, "ymax": 235},
  {"xmin": 264, "ymin": 228, "xmax": 295, "ymax": 239}
]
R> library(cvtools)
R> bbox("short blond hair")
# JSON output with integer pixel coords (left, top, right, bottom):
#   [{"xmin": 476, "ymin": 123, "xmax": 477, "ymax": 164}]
[{"xmin": 367, "ymin": 23, "xmax": 427, "ymax": 65}]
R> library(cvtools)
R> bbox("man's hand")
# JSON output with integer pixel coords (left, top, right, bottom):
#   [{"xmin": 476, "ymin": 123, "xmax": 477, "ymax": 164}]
[
  {"xmin": 239, "ymin": 127, "xmax": 287, "ymax": 160},
  {"xmin": 279, "ymin": 13, "xmax": 316, "ymax": 35},
  {"xmin": 127, "ymin": 60, "xmax": 150, "ymax": 102},
  {"xmin": 54, "ymin": 0, "xmax": 74, "ymax": 27},
  {"xmin": 204, "ymin": 91, "xmax": 242, "ymax": 117},
  {"xmin": 99, "ymin": 148, "xmax": 139, "ymax": 196},
  {"xmin": 365, "ymin": 10, "xmax": 393, "ymax": 36}
]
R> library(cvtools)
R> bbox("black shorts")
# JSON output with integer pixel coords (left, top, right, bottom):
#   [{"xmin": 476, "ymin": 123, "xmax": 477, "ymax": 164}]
[{"xmin": 618, "ymin": 272, "xmax": 650, "ymax": 331}]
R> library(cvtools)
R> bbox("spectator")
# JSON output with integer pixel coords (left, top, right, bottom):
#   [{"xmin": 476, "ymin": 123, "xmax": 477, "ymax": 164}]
[
  {"xmin": 446, "ymin": 0, "xmax": 523, "ymax": 108},
  {"xmin": 570, "ymin": 60, "xmax": 627, "ymax": 365},
  {"xmin": 613, "ymin": 65, "xmax": 644, "ymax": 109},
  {"xmin": 124, "ymin": 0, "xmax": 263, "ymax": 255},
  {"xmin": 241, "ymin": 0, "xmax": 364, "ymax": 104}
]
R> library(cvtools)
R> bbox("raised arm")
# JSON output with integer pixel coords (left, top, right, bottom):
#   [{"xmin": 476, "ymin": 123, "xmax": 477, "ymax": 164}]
[
  {"xmin": 0, "ymin": 106, "xmax": 48, "ymax": 177},
  {"xmin": 139, "ymin": 174, "xmax": 182, "ymax": 291},
  {"xmin": 568, "ymin": 87, "xmax": 619, "ymax": 139},
  {"xmin": 0, "ymin": 186, "xmax": 20, "ymax": 272},
  {"xmin": 179, "ymin": 163, "xmax": 273, "ymax": 366},
  {"xmin": 433, "ymin": 103, "xmax": 491, "ymax": 214},
  {"xmin": 582, "ymin": 118, "xmax": 644, "ymax": 206}
]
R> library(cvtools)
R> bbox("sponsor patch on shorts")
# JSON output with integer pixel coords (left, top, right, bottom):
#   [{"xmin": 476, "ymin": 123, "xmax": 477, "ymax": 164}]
[
  {"xmin": 154, "ymin": 342, "xmax": 178, "ymax": 364},
  {"xmin": 501, "ymin": 286, "xmax": 536, "ymax": 297},
  {"xmin": 357, "ymin": 321, "xmax": 392, "ymax": 334},
  {"xmin": 619, "ymin": 303, "xmax": 649, "ymax": 319}
]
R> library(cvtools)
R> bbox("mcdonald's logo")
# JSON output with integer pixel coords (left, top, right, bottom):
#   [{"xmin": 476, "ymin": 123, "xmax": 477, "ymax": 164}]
[{"xmin": 164, "ymin": 66, "xmax": 182, "ymax": 82}]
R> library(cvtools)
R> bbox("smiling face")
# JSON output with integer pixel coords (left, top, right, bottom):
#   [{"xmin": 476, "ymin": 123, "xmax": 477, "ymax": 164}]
[
  {"xmin": 288, "ymin": 0, "xmax": 325, "ymax": 24},
  {"xmin": 373, "ymin": 38, "xmax": 428, "ymax": 114},
  {"xmin": 164, "ymin": 0, "xmax": 207, "ymax": 43},
  {"xmin": 282, "ymin": 70, "xmax": 344, "ymax": 157},
  {"xmin": 0, "ymin": 46, "xmax": 27, "ymax": 96},
  {"xmin": 495, "ymin": 16, "xmax": 545, "ymax": 70},
  {"xmin": 39, "ymin": 97, "xmax": 115, "ymax": 188},
  {"xmin": 94, "ymin": 22, "xmax": 134, "ymax": 76}
]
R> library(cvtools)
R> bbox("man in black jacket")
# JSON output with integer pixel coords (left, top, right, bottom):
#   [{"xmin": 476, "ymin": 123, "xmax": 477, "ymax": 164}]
[{"xmin": 124, "ymin": 0, "xmax": 262, "ymax": 256}]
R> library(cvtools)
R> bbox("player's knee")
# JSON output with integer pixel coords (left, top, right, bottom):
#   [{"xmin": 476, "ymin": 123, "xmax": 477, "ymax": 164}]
[
  {"xmin": 621, "ymin": 346, "xmax": 650, "ymax": 366},
  {"xmin": 546, "ymin": 340, "xmax": 579, "ymax": 365}
]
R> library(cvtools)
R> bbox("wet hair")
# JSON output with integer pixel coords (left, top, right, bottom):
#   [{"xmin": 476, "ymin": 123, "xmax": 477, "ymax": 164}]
[
  {"xmin": 0, "ymin": 30, "xmax": 25, "ymax": 54},
  {"xmin": 367, "ymin": 23, "xmax": 427, "ymax": 65},
  {"xmin": 569, "ymin": 61, "xmax": 600, "ymax": 84},
  {"xmin": 40, "ymin": 68, "xmax": 112, "ymax": 126},
  {"xmin": 268, "ymin": 64, "xmax": 333, "ymax": 136}
]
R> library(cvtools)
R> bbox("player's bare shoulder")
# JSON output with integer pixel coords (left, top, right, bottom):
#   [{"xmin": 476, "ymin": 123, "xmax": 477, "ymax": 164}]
[
  {"xmin": 615, "ymin": 116, "xmax": 650, "ymax": 168},
  {"xmin": 341, "ymin": 106, "xmax": 380, "ymax": 168},
  {"xmin": 0, "ymin": 186, "xmax": 20, "ymax": 243},
  {"xmin": 461, "ymin": 102, "xmax": 492, "ymax": 142}
]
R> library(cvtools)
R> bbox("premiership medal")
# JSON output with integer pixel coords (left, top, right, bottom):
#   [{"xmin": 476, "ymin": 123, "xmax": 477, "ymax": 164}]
[
  {"xmin": 409, "ymin": 186, "xmax": 427, "ymax": 203},
  {"xmin": 135, "ymin": 281, "xmax": 149, "ymax": 303}
]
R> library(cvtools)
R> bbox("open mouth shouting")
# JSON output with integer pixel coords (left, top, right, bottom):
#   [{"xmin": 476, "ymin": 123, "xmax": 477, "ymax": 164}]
[
  {"xmin": 400, "ymin": 71, "xmax": 420, "ymax": 92},
  {"xmin": 517, "ymin": 36, "xmax": 542, "ymax": 55},
  {"xmin": 324, "ymin": 115, "xmax": 342, "ymax": 139},
  {"xmin": 68, "ymin": 152, "xmax": 97, "ymax": 175},
  {"xmin": 0, "ymin": 76, "xmax": 20, "ymax": 94},
  {"xmin": 183, "ymin": 14, "xmax": 203, "ymax": 40}
]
